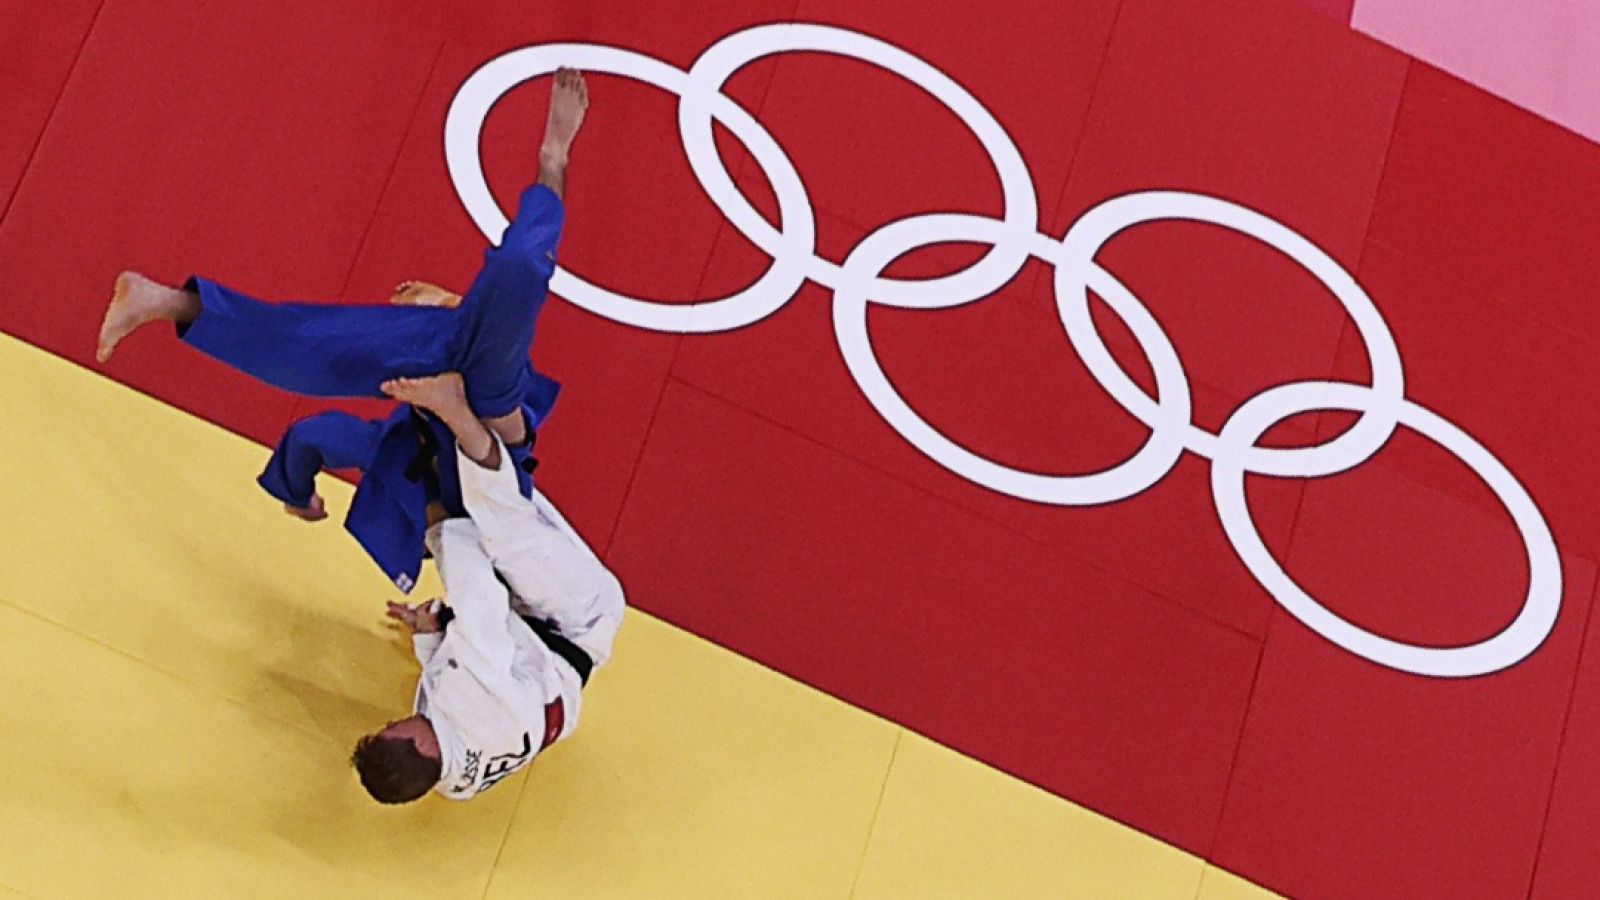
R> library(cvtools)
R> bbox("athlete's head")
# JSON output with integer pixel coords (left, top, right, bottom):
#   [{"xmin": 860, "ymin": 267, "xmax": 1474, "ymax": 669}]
[{"xmin": 351, "ymin": 715, "xmax": 443, "ymax": 804}]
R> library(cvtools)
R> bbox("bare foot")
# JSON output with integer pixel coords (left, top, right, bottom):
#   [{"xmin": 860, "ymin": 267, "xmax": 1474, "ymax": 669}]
[
  {"xmin": 284, "ymin": 494, "xmax": 328, "ymax": 522},
  {"xmin": 389, "ymin": 280, "xmax": 462, "ymax": 309},
  {"xmin": 97, "ymin": 272, "xmax": 189, "ymax": 363},
  {"xmin": 380, "ymin": 373, "xmax": 469, "ymax": 418},
  {"xmin": 541, "ymin": 67, "xmax": 589, "ymax": 164}
]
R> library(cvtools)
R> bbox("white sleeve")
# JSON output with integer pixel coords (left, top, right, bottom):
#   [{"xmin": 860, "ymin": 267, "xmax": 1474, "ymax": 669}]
[
  {"xmin": 412, "ymin": 632, "xmax": 444, "ymax": 665},
  {"xmin": 454, "ymin": 434, "xmax": 550, "ymax": 552},
  {"xmin": 426, "ymin": 519, "xmax": 518, "ymax": 671},
  {"xmin": 410, "ymin": 599, "xmax": 447, "ymax": 664},
  {"xmin": 454, "ymin": 435, "xmax": 607, "ymax": 603}
]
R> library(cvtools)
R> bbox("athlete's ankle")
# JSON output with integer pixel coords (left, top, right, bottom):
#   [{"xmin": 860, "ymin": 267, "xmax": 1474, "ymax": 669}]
[{"xmin": 539, "ymin": 145, "xmax": 569, "ymax": 172}]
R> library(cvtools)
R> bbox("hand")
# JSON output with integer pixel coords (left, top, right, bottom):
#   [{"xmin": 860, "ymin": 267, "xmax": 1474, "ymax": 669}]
[
  {"xmin": 389, "ymin": 280, "xmax": 462, "ymax": 309},
  {"xmin": 386, "ymin": 599, "xmax": 443, "ymax": 635},
  {"xmin": 282, "ymin": 494, "xmax": 328, "ymax": 522},
  {"xmin": 425, "ymin": 501, "xmax": 449, "ymax": 528}
]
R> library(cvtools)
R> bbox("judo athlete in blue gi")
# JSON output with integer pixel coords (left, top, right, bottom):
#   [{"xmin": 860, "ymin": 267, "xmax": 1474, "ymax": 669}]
[{"xmin": 95, "ymin": 68, "xmax": 593, "ymax": 593}]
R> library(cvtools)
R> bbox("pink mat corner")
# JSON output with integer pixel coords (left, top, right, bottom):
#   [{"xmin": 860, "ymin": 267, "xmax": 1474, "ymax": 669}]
[{"xmin": 1353, "ymin": 0, "xmax": 1600, "ymax": 144}]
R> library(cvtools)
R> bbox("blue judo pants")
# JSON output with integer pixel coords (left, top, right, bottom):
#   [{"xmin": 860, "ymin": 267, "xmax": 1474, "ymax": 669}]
[{"xmin": 180, "ymin": 183, "xmax": 564, "ymax": 515}]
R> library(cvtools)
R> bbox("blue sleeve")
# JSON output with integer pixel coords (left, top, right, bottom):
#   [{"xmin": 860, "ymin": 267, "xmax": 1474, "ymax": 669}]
[
  {"xmin": 491, "ymin": 184, "xmax": 565, "ymax": 280},
  {"xmin": 257, "ymin": 412, "xmax": 382, "ymax": 507}
]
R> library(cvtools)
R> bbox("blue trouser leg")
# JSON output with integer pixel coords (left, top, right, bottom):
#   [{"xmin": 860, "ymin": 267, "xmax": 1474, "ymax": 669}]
[
  {"xmin": 178, "ymin": 184, "xmax": 565, "ymax": 419},
  {"xmin": 180, "ymin": 277, "xmax": 459, "ymax": 400},
  {"xmin": 452, "ymin": 184, "xmax": 565, "ymax": 418},
  {"xmin": 258, "ymin": 412, "xmax": 384, "ymax": 508}
]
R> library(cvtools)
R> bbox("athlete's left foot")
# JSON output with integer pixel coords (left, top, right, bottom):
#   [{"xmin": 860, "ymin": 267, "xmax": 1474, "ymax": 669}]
[
  {"xmin": 389, "ymin": 280, "xmax": 462, "ymax": 309},
  {"xmin": 380, "ymin": 373, "xmax": 469, "ymax": 418}
]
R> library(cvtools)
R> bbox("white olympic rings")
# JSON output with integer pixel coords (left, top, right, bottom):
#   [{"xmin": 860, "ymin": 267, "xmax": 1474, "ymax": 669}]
[{"xmin": 444, "ymin": 23, "xmax": 1563, "ymax": 678}]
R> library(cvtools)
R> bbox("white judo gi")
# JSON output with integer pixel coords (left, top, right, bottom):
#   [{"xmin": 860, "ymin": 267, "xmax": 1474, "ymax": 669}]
[{"xmin": 410, "ymin": 436, "xmax": 626, "ymax": 800}]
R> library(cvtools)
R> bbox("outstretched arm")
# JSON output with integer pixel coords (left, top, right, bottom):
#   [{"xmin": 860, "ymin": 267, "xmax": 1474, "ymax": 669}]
[
  {"xmin": 428, "ymin": 518, "xmax": 519, "ymax": 672},
  {"xmin": 387, "ymin": 598, "xmax": 445, "ymax": 664},
  {"xmin": 382, "ymin": 374, "xmax": 501, "ymax": 470},
  {"xmin": 258, "ymin": 411, "xmax": 384, "ymax": 521}
]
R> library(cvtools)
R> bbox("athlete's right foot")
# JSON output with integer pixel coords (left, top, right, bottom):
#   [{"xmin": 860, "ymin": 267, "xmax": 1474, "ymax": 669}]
[
  {"xmin": 284, "ymin": 494, "xmax": 328, "ymax": 522},
  {"xmin": 96, "ymin": 271, "xmax": 181, "ymax": 363},
  {"xmin": 541, "ymin": 67, "xmax": 590, "ymax": 164}
]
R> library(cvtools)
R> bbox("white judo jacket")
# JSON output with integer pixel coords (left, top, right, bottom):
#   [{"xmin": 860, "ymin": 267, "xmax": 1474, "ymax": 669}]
[{"xmin": 409, "ymin": 438, "xmax": 626, "ymax": 800}]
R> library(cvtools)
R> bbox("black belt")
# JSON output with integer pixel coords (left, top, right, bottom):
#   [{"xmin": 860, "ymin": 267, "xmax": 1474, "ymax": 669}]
[
  {"xmin": 407, "ymin": 406, "xmax": 541, "ymax": 483},
  {"xmin": 520, "ymin": 614, "xmax": 593, "ymax": 686},
  {"xmin": 434, "ymin": 607, "xmax": 594, "ymax": 686}
]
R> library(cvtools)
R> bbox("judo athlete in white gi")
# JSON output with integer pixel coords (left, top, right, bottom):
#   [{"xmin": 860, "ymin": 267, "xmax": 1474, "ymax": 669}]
[{"xmin": 354, "ymin": 371, "xmax": 625, "ymax": 803}]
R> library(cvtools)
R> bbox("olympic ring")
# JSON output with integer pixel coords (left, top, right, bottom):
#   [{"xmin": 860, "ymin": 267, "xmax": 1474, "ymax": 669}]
[
  {"xmin": 1210, "ymin": 382, "xmax": 1561, "ymax": 677},
  {"xmin": 445, "ymin": 23, "xmax": 1564, "ymax": 678}
]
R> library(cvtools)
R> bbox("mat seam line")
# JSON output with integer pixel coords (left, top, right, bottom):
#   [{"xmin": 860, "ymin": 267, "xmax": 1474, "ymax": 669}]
[
  {"xmin": 662, "ymin": 371, "xmax": 1264, "ymax": 646},
  {"xmin": 1197, "ymin": 308, "xmax": 1344, "ymax": 866},
  {"xmin": 1203, "ymin": 61, "xmax": 1407, "ymax": 872},
  {"xmin": 871, "ymin": 720, "xmax": 1211, "ymax": 887},
  {"xmin": 278, "ymin": 36, "xmax": 449, "ymax": 439},
  {"xmin": 845, "ymin": 729, "xmax": 903, "ymax": 900},
  {"xmin": 0, "ymin": 0, "xmax": 110, "ymax": 231},
  {"xmin": 799, "ymin": 0, "xmax": 1121, "ymax": 298},
  {"xmin": 1197, "ymin": 596, "xmax": 1274, "ymax": 866},
  {"xmin": 335, "ymin": 38, "xmax": 449, "ymax": 302},
  {"xmin": 0, "ymin": 597, "xmax": 342, "ymax": 747},
  {"xmin": 598, "ymin": 13, "xmax": 796, "ymax": 561},
  {"xmin": 476, "ymin": 766, "xmax": 534, "ymax": 900},
  {"xmin": 595, "ymin": 347, "xmax": 686, "ymax": 562},
  {"xmin": 640, "ymin": 0, "xmax": 1274, "ymax": 647},
  {"xmin": 2, "ymin": 329, "xmax": 304, "ymax": 458},
  {"xmin": 1360, "ymin": 227, "xmax": 1600, "ymax": 368},
  {"xmin": 1522, "ymin": 563, "xmax": 1600, "ymax": 900},
  {"xmin": 1040, "ymin": 0, "xmax": 1125, "ymax": 240}
]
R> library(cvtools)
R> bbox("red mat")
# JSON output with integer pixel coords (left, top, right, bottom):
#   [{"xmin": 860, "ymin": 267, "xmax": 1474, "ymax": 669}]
[{"xmin": 4, "ymin": 0, "xmax": 1597, "ymax": 896}]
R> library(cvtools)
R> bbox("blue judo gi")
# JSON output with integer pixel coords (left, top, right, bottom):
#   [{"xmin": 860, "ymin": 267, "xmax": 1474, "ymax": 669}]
[{"xmin": 179, "ymin": 184, "xmax": 566, "ymax": 592}]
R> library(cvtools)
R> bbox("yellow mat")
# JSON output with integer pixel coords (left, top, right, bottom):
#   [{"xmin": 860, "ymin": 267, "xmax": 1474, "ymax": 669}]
[{"xmin": 0, "ymin": 334, "xmax": 1279, "ymax": 899}]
